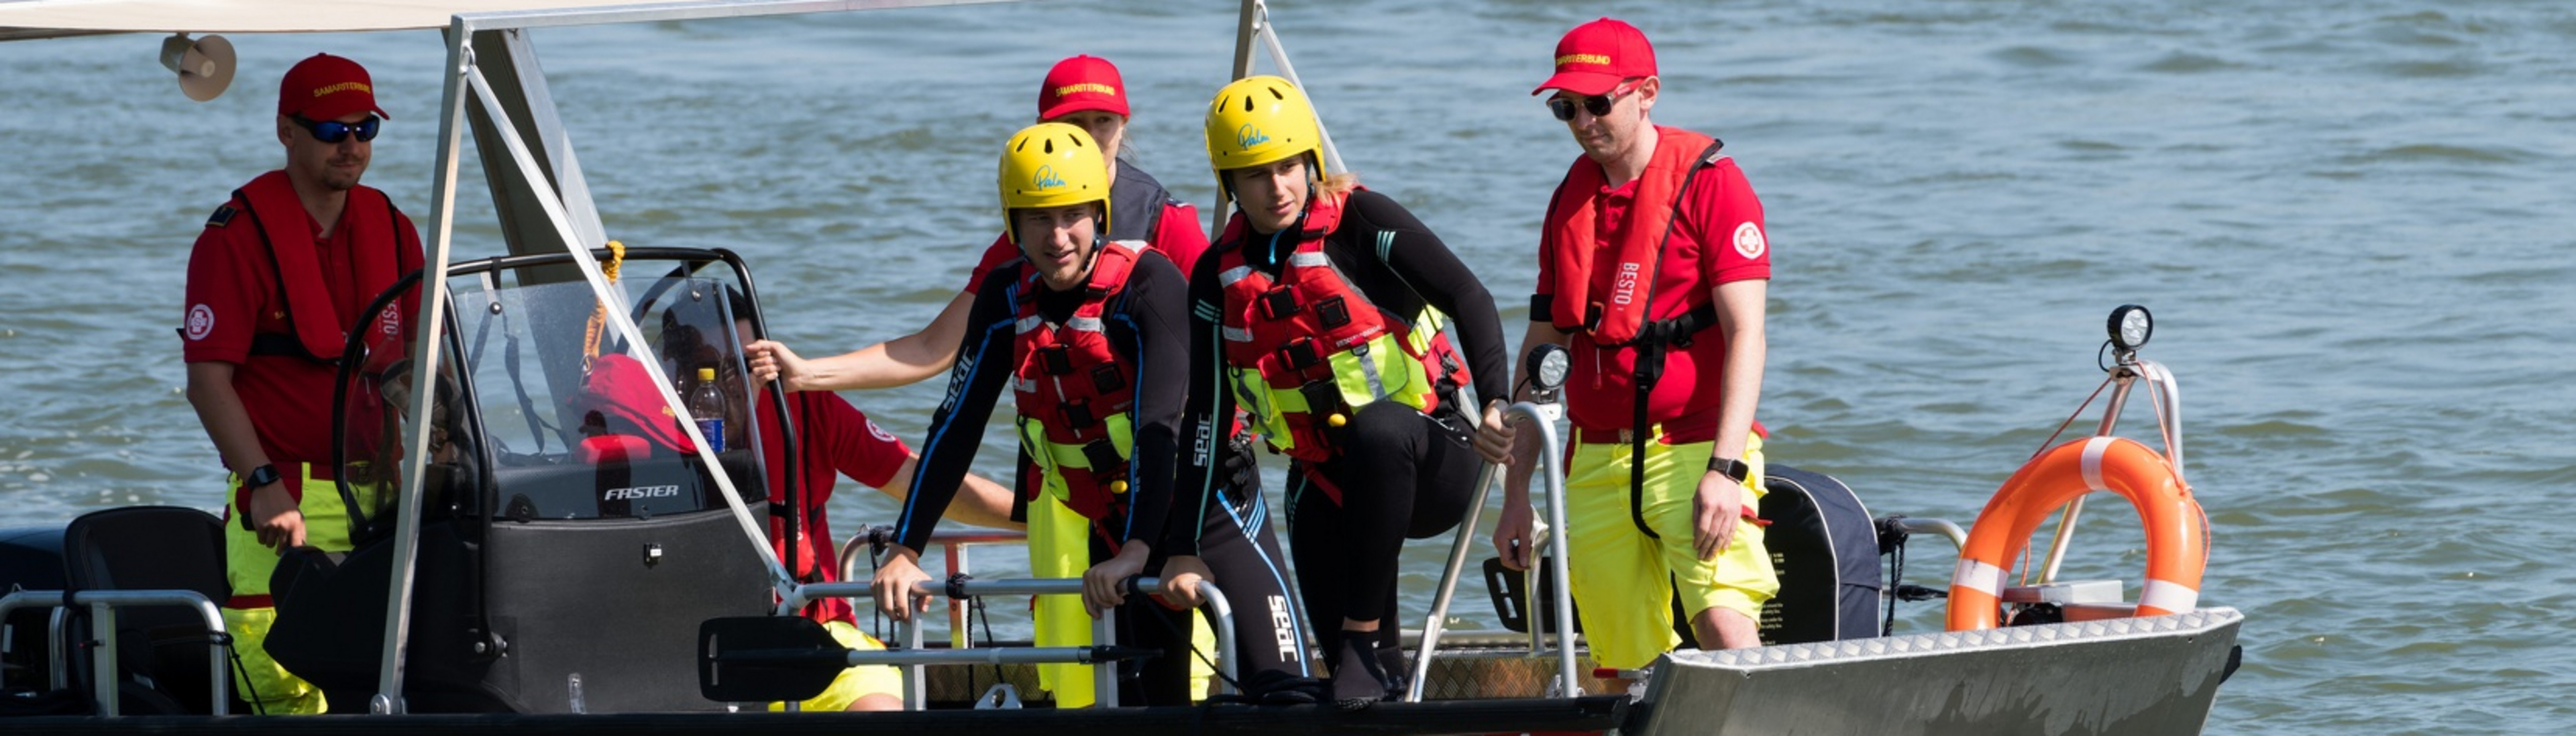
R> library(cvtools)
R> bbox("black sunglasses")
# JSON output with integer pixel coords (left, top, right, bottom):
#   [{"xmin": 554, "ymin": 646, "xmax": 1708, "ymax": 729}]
[
  {"xmin": 1547, "ymin": 81, "xmax": 1639, "ymax": 121},
  {"xmin": 290, "ymin": 115, "xmax": 381, "ymax": 144}
]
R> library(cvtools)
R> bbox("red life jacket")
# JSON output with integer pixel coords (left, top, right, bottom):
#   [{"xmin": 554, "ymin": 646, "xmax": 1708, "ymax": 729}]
[
  {"xmin": 1010, "ymin": 240, "xmax": 1148, "ymax": 522},
  {"xmin": 1542, "ymin": 126, "xmax": 1726, "ymax": 345},
  {"xmin": 233, "ymin": 170, "xmax": 414, "ymax": 367},
  {"xmin": 1212, "ymin": 189, "xmax": 1471, "ymax": 466}
]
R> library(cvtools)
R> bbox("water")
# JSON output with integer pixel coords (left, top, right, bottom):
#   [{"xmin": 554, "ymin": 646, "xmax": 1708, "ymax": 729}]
[{"xmin": 3, "ymin": 0, "xmax": 2571, "ymax": 731}]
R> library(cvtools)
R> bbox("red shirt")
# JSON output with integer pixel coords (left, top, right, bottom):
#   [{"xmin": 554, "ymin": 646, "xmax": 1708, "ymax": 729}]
[
  {"xmin": 181, "ymin": 184, "xmax": 422, "ymax": 466},
  {"xmin": 1537, "ymin": 155, "xmax": 1771, "ymax": 435},
  {"xmin": 757, "ymin": 390, "xmax": 912, "ymax": 625},
  {"xmin": 962, "ymin": 198, "xmax": 1210, "ymax": 293}
]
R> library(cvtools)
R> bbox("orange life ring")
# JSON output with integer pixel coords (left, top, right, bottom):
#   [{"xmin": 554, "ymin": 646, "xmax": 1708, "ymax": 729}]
[{"xmin": 1946, "ymin": 436, "xmax": 2207, "ymax": 631}]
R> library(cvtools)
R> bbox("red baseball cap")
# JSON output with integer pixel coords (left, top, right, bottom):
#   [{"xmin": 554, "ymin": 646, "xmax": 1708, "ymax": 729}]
[
  {"xmin": 1532, "ymin": 17, "xmax": 1657, "ymax": 96},
  {"xmin": 278, "ymin": 53, "xmax": 390, "ymax": 121},
  {"xmin": 1037, "ymin": 54, "xmax": 1128, "ymax": 121}
]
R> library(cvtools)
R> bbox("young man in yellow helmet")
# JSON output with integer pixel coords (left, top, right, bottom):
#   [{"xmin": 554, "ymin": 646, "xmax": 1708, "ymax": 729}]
[
  {"xmin": 1167, "ymin": 76, "xmax": 1511, "ymax": 709},
  {"xmin": 867, "ymin": 123, "xmax": 1309, "ymax": 707},
  {"xmin": 1474, "ymin": 17, "xmax": 1782, "ymax": 686}
]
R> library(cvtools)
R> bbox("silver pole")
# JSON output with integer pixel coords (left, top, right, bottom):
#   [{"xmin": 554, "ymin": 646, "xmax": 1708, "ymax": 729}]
[
  {"xmin": 2039, "ymin": 369, "xmax": 2137, "ymax": 584},
  {"xmin": 375, "ymin": 19, "xmax": 477, "ymax": 714},
  {"xmin": 1532, "ymin": 413, "xmax": 1578, "ymax": 696}
]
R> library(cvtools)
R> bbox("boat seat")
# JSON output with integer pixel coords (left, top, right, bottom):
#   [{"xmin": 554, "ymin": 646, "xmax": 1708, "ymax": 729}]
[{"xmin": 58, "ymin": 505, "xmax": 238, "ymax": 715}]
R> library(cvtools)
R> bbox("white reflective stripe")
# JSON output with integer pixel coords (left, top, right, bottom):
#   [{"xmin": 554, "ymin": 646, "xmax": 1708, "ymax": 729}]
[
  {"xmin": 1218, "ymin": 265, "xmax": 1255, "ymax": 288},
  {"xmin": 1354, "ymin": 344, "xmax": 1389, "ymax": 400},
  {"xmin": 1287, "ymin": 252, "xmax": 1330, "ymax": 268},
  {"xmin": 2080, "ymin": 436, "xmax": 2116, "ymax": 491},
  {"xmin": 2138, "ymin": 578, "xmax": 2200, "ymax": 613},
  {"xmin": 1011, "ymin": 376, "xmax": 1036, "ymax": 394},
  {"xmin": 1014, "ymin": 315, "xmax": 1044, "ymax": 334},
  {"xmin": 1222, "ymin": 325, "xmax": 1254, "ymax": 342},
  {"xmin": 1104, "ymin": 239, "xmax": 1146, "ymax": 256},
  {"xmin": 1067, "ymin": 316, "xmax": 1105, "ymax": 333},
  {"xmin": 1952, "ymin": 558, "xmax": 2008, "ymax": 599}
]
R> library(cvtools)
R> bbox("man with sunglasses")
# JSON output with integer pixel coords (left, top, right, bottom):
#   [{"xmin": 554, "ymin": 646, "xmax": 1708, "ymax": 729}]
[
  {"xmin": 181, "ymin": 53, "xmax": 422, "ymax": 714},
  {"xmin": 1473, "ymin": 17, "xmax": 1781, "ymax": 686}
]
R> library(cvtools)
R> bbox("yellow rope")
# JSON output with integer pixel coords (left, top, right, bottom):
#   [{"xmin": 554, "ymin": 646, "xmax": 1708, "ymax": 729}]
[{"xmin": 581, "ymin": 240, "xmax": 626, "ymax": 371}]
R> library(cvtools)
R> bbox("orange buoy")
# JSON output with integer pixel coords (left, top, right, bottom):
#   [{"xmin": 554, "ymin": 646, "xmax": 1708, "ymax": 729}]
[{"xmin": 1947, "ymin": 436, "xmax": 2207, "ymax": 631}]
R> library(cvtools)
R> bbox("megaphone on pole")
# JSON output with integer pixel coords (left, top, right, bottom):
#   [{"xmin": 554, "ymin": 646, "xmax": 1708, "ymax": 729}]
[{"xmin": 158, "ymin": 33, "xmax": 235, "ymax": 102}]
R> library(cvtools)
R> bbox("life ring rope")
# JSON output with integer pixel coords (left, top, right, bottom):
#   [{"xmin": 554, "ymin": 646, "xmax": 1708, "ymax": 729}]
[{"xmin": 1946, "ymin": 435, "xmax": 2208, "ymax": 631}]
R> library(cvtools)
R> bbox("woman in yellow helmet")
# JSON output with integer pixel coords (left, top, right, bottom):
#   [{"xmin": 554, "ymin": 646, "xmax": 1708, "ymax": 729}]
[
  {"xmin": 1161, "ymin": 76, "xmax": 1511, "ymax": 708},
  {"xmin": 871, "ymin": 123, "xmax": 1311, "ymax": 707}
]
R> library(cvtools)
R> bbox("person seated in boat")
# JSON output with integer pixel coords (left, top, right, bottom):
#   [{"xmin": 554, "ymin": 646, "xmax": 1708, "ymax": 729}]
[
  {"xmin": 1167, "ymin": 76, "xmax": 1511, "ymax": 709},
  {"xmin": 849, "ymin": 123, "xmax": 1311, "ymax": 708},
  {"xmin": 180, "ymin": 52, "xmax": 423, "ymax": 715},
  {"xmin": 577, "ymin": 307, "xmax": 1019, "ymax": 711},
  {"xmin": 1475, "ymin": 17, "xmax": 1782, "ymax": 683}
]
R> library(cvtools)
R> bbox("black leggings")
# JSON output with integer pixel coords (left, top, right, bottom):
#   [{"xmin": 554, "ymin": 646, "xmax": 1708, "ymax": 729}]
[
  {"xmin": 1108, "ymin": 478, "xmax": 1307, "ymax": 704},
  {"xmin": 1285, "ymin": 401, "xmax": 1479, "ymax": 656}
]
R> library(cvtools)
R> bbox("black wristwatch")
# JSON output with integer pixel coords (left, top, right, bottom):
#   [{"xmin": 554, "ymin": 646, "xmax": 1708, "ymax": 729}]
[
  {"xmin": 244, "ymin": 464, "xmax": 284, "ymax": 490},
  {"xmin": 1708, "ymin": 458, "xmax": 1750, "ymax": 483}
]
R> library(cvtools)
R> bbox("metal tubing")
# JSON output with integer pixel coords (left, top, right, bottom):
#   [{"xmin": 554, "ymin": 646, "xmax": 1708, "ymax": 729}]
[
  {"xmin": 1893, "ymin": 517, "xmax": 1970, "ymax": 551},
  {"xmin": 1193, "ymin": 580, "xmax": 1238, "ymax": 695},
  {"xmin": 1532, "ymin": 411, "xmax": 1578, "ymax": 695},
  {"xmin": 2039, "ymin": 370, "xmax": 2139, "ymax": 584},
  {"xmin": 0, "ymin": 590, "xmax": 229, "ymax": 717},
  {"xmin": 800, "ymin": 575, "xmax": 1238, "ymax": 705},
  {"xmin": 1407, "ymin": 460, "xmax": 1495, "ymax": 702}
]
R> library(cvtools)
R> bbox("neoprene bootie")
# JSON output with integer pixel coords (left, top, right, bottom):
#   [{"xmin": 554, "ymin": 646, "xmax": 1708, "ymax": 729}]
[{"xmin": 1328, "ymin": 635, "xmax": 1390, "ymax": 710}]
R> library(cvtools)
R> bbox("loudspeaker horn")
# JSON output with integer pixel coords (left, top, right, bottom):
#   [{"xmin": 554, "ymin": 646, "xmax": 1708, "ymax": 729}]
[{"xmin": 157, "ymin": 33, "xmax": 235, "ymax": 102}]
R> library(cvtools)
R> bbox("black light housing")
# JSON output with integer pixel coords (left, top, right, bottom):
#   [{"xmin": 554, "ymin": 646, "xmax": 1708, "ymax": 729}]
[
  {"xmin": 2108, "ymin": 305, "xmax": 2153, "ymax": 352},
  {"xmin": 1527, "ymin": 343, "xmax": 1570, "ymax": 394}
]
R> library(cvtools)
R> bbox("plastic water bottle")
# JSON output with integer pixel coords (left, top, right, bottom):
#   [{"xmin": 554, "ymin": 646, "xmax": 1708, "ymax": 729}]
[{"xmin": 688, "ymin": 366, "xmax": 726, "ymax": 452}]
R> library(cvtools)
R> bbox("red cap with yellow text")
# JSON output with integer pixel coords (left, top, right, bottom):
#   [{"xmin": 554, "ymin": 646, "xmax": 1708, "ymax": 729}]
[
  {"xmin": 1532, "ymin": 17, "xmax": 1657, "ymax": 96},
  {"xmin": 1037, "ymin": 54, "xmax": 1128, "ymax": 121},
  {"xmin": 278, "ymin": 53, "xmax": 390, "ymax": 121}
]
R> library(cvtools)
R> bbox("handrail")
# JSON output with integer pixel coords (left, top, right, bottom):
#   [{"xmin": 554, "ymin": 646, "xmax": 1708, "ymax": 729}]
[
  {"xmin": 0, "ymin": 589, "xmax": 230, "ymax": 716},
  {"xmin": 794, "ymin": 574, "xmax": 1236, "ymax": 709},
  {"xmin": 1408, "ymin": 400, "xmax": 1579, "ymax": 701},
  {"xmin": 835, "ymin": 527, "xmax": 1028, "ymax": 650},
  {"xmin": 2038, "ymin": 356, "xmax": 2184, "ymax": 584}
]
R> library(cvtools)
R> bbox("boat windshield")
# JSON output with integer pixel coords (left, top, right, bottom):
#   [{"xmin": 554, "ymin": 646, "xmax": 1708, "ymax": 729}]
[{"xmin": 443, "ymin": 266, "xmax": 767, "ymax": 522}]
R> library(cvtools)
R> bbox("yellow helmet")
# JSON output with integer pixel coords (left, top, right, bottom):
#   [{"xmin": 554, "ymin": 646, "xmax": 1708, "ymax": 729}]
[
  {"xmin": 998, "ymin": 122, "xmax": 1112, "ymax": 234},
  {"xmin": 1204, "ymin": 75, "xmax": 1326, "ymax": 196}
]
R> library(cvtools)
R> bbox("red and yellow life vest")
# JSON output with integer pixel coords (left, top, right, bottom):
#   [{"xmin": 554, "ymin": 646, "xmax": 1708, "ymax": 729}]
[
  {"xmin": 1010, "ymin": 240, "xmax": 1148, "ymax": 522},
  {"xmin": 1542, "ymin": 126, "xmax": 1723, "ymax": 346},
  {"xmin": 1214, "ymin": 190, "xmax": 1470, "ymax": 464}
]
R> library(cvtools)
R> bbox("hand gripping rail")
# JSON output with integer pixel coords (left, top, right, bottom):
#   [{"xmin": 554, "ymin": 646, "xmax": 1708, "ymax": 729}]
[
  {"xmin": 792, "ymin": 571, "xmax": 1236, "ymax": 710},
  {"xmin": 1406, "ymin": 399, "xmax": 1580, "ymax": 702},
  {"xmin": 0, "ymin": 589, "xmax": 230, "ymax": 716}
]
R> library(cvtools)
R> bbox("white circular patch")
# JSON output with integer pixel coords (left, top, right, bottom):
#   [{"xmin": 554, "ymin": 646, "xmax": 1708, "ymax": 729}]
[
  {"xmin": 1732, "ymin": 222, "xmax": 1768, "ymax": 260},
  {"xmin": 184, "ymin": 304, "xmax": 215, "ymax": 341},
  {"xmin": 865, "ymin": 419, "xmax": 897, "ymax": 443}
]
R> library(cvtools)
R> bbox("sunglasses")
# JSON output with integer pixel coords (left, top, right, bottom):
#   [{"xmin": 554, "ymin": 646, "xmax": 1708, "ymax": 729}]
[
  {"xmin": 1547, "ymin": 81, "xmax": 1641, "ymax": 121},
  {"xmin": 291, "ymin": 115, "xmax": 381, "ymax": 144}
]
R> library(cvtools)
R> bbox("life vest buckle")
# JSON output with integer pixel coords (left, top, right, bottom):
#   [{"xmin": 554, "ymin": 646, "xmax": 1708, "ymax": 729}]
[
  {"xmin": 1037, "ymin": 344, "xmax": 1075, "ymax": 376},
  {"xmin": 1277, "ymin": 337, "xmax": 1323, "ymax": 372},
  {"xmin": 1258, "ymin": 285, "xmax": 1303, "ymax": 320},
  {"xmin": 1089, "ymin": 363, "xmax": 1126, "ymax": 394},
  {"xmin": 1079, "ymin": 439, "xmax": 1125, "ymax": 479},
  {"xmin": 1059, "ymin": 398, "xmax": 1096, "ymax": 431},
  {"xmin": 1314, "ymin": 295, "xmax": 1352, "ymax": 329}
]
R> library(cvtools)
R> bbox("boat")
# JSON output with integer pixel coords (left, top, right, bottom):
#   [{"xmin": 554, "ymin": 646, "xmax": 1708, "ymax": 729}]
[{"xmin": 0, "ymin": 1, "xmax": 2241, "ymax": 732}]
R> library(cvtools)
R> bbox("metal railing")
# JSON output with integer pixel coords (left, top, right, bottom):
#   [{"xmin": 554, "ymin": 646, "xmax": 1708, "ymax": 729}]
[
  {"xmin": 818, "ymin": 529, "xmax": 1238, "ymax": 709},
  {"xmin": 1408, "ymin": 399, "xmax": 1580, "ymax": 702},
  {"xmin": 0, "ymin": 589, "xmax": 230, "ymax": 716}
]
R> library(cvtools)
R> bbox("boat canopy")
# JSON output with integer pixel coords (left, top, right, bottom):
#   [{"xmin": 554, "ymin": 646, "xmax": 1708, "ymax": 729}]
[{"xmin": 0, "ymin": 0, "xmax": 661, "ymax": 39}]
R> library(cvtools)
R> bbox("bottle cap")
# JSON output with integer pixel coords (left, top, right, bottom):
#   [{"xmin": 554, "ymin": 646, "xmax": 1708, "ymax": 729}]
[{"xmin": 698, "ymin": 367, "xmax": 716, "ymax": 381}]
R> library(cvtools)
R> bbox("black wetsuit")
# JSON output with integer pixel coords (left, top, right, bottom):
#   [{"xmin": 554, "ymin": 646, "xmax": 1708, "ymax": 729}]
[
  {"xmin": 1176, "ymin": 190, "xmax": 1511, "ymax": 675},
  {"xmin": 902, "ymin": 250, "xmax": 1307, "ymax": 704}
]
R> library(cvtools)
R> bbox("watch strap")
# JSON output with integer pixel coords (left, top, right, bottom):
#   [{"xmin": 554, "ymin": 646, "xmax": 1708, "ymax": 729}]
[{"xmin": 1707, "ymin": 457, "xmax": 1750, "ymax": 483}]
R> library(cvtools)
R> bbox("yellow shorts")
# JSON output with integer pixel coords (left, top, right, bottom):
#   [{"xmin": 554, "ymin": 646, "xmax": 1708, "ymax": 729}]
[
  {"xmin": 1563, "ymin": 433, "xmax": 1779, "ymax": 670},
  {"xmin": 769, "ymin": 620, "xmax": 901, "ymax": 712},
  {"xmin": 221, "ymin": 465, "xmax": 357, "ymax": 714}
]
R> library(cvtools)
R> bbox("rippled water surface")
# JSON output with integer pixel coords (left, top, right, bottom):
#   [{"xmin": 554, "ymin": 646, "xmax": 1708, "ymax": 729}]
[{"xmin": 3, "ymin": 1, "xmax": 2571, "ymax": 731}]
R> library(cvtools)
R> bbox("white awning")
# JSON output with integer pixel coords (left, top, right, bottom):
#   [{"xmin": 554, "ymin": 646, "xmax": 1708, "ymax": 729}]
[{"xmin": 0, "ymin": 0, "xmax": 680, "ymax": 38}]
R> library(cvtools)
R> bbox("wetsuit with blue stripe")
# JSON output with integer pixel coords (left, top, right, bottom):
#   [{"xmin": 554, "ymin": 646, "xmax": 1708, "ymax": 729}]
[{"xmin": 900, "ymin": 249, "xmax": 1307, "ymax": 703}]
